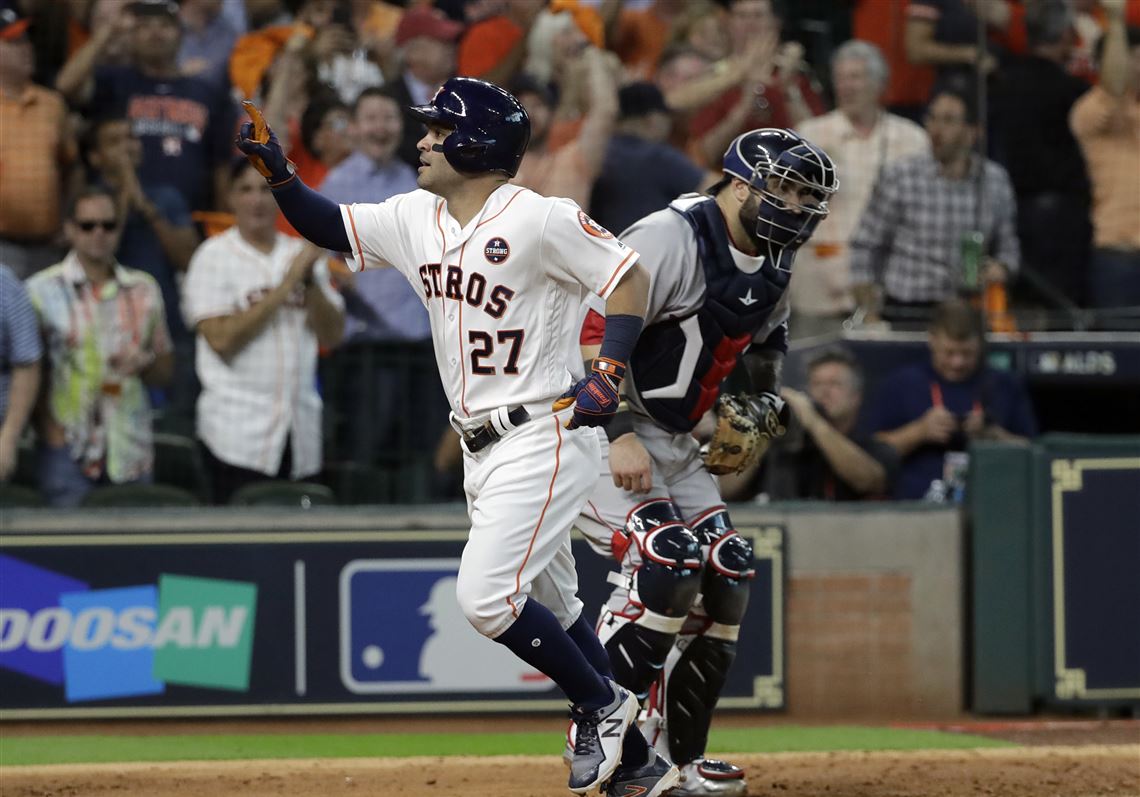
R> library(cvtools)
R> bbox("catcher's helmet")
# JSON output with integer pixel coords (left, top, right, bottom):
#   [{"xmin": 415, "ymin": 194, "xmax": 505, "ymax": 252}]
[
  {"xmin": 723, "ymin": 129, "xmax": 839, "ymax": 260},
  {"xmin": 408, "ymin": 77, "xmax": 531, "ymax": 178}
]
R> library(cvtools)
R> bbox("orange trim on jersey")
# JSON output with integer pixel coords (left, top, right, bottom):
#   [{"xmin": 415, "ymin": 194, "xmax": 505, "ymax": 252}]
[
  {"xmin": 457, "ymin": 240, "xmax": 470, "ymax": 417},
  {"xmin": 345, "ymin": 204, "xmax": 365, "ymax": 268},
  {"xmin": 598, "ymin": 251, "xmax": 637, "ymax": 298},
  {"xmin": 476, "ymin": 187, "xmax": 526, "ymax": 229},
  {"xmin": 508, "ymin": 417, "xmax": 563, "ymax": 619}
]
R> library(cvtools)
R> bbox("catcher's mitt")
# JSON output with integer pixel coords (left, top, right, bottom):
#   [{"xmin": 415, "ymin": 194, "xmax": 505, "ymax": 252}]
[{"xmin": 701, "ymin": 392, "xmax": 790, "ymax": 475}]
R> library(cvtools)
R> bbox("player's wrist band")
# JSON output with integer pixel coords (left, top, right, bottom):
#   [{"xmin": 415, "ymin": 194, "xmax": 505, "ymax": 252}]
[
  {"xmin": 598, "ymin": 314, "xmax": 643, "ymax": 368},
  {"xmin": 604, "ymin": 406, "xmax": 635, "ymax": 442}
]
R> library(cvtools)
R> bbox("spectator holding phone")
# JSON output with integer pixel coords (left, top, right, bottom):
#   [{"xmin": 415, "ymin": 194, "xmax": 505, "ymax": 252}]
[{"xmin": 864, "ymin": 299, "xmax": 1037, "ymax": 500}]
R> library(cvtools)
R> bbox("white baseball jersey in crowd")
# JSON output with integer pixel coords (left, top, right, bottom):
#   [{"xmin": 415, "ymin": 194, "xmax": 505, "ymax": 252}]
[
  {"xmin": 183, "ymin": 227, "xmax": 344, "ymax": 478},
  {"xmin": 338, "ymin": 184, "xmax": 640, "ymax": 637}
]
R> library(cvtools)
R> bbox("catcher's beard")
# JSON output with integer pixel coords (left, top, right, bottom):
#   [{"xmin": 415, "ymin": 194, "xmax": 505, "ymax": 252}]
[{"xmin": 737, "ymin": 192, "xmax": 765, "ymax": 252}]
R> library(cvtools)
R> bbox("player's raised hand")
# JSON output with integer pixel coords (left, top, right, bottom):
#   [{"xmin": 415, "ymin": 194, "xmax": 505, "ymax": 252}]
[
  {"xmin": 235, "ymin": 100, "xmax": 296, "ymax": 188},
  {"xmin": 553, "ymin": 357, "xmax": 625, "ymax": 430}
]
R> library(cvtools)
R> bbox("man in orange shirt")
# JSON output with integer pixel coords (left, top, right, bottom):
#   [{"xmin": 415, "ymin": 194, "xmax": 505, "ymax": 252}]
[
  {"xmin": 1070, "ymin": 0, "xmax": 1140, "ymax": 310},
  {"xmin": 0, "ymin": 7, "xmax": 78, "ymax": 279}
]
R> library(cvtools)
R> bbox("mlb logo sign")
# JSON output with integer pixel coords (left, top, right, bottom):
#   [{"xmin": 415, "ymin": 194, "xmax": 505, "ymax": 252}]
[{"xmin": 339, "ymin": 560, "xmax": 550, "ymax": 694}]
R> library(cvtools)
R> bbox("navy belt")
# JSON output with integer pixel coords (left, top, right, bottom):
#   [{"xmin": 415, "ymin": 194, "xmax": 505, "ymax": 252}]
[{"xmin": 462, "ymin": 406, "xmax": 531, "ymax": 453}]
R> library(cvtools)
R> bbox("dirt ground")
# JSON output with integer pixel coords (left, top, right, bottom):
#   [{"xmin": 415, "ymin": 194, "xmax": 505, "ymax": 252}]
[
  {"xmin": 1, "ymin": 719, "xmax": 1137, "ymax": 797},
  {"xmin": 1, "ymin": 746, "xmax": 1137, "ymax": 797}
]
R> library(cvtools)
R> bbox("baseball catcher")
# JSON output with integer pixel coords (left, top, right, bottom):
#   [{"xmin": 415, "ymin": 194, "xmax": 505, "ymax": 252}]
[{"xmin": 574, "ymin": 129, "xmax": 838, "ymax": 796}]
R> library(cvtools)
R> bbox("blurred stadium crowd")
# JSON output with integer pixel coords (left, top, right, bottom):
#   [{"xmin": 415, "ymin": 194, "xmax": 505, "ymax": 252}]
[{"xmin": 0, "ymin": 0, "xmax": 1137, "ymax": 508}]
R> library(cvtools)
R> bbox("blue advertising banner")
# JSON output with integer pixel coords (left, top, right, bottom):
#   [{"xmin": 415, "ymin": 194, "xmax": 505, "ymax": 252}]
[{"xmin": 0, "ymin": 525, "xmax": 784, "ymax": 718}]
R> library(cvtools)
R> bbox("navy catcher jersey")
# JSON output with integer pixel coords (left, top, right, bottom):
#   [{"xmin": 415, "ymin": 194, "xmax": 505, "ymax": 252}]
[{"xmin": 619, "ymin": 194, "xmax": 791, "ymax": 433}]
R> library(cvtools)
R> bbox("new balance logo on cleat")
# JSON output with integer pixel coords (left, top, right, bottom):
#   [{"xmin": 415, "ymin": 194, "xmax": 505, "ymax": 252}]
[
  {"xmin": 615, "ymin": 786, "xmax": 650, "ymax": 797},
  {"xmin": 605, "ymin": 749, "xmax": 681, "ymax": 797},
  {"xmin": 602, "ymin": 718, "xmax": 626, "ymax": 738}
]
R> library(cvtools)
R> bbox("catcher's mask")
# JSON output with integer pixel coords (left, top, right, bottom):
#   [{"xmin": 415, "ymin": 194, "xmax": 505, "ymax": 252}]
[{"xmin": 723, "ymin": 129, "xmax": 839, "ymax": 271}]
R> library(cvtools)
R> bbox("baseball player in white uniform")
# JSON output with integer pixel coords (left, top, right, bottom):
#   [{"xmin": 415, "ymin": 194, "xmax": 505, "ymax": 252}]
[
  {"xmin": 235, "ymin": 79, "xmax": 679, "ymax": 797},
  {"xmin": 575, "ymin": 130, "xmax": 839, "ymax": 796}
]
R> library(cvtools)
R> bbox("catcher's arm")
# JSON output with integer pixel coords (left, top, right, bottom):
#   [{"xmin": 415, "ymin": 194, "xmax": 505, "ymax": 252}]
[
  {"xmin": 580, "ymin": 342, "xmax": 653, "ymax": 493},
  {"xmin": 743, "ymin": 348, "xmax": 783, "ymax": 395}
]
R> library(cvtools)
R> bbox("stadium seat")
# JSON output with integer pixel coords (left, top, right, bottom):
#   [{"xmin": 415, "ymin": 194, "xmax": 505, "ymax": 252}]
[
  {"xmin": 153, "ymin": 433, "xmax": 210, "ymax": 502},
  {"xmin": 81, "ymin": 484, "xmax": 202, "ymax": 508},
  {"xmin": 317, "ymin": 462, "xmax": 391, "ymax": 505},
  {"xmin": 228, "ymin": 480, "xmax": 337, "ymax": 508},
  {"xmin": 0, "ymin": 483, "xmax": 43, "ymax": 508}
]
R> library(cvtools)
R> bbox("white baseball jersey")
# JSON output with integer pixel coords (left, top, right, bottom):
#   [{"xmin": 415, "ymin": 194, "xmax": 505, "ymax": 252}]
[
  {"xmin": 337, "ymin": 183, "xmax": 640, "ymax": 638},
  {"xmin": 339, "ymin": 184, "xmax": 639, "ymax": 419},
  {"xmin": 183, "ymin": 227, "xmax": 344, "ymax": 478}
]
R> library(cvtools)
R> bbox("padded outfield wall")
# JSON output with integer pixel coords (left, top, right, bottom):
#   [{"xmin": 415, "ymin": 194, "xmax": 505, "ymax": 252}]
[{"xmin": 0, "ymin": 503, "xmax": 961, "ymax": 720}]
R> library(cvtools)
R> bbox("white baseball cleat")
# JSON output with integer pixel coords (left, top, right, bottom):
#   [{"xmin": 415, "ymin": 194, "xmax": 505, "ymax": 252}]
[
  {"xmin": 567, "ymin": 680, "xmax": 640, "ymax": 795},
  {"xmin": 670, "ymin": 759, "xmax": 747, "ymax": 796}
]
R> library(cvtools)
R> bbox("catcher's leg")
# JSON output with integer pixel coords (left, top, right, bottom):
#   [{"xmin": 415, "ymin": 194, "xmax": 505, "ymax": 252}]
[
  {"xmin": 594, "ymin": 498, "xmax": 704, "ymax": 699},
  {"xmin": 648, "ymin": 509, "xmax": 755, "ymax": 775}
]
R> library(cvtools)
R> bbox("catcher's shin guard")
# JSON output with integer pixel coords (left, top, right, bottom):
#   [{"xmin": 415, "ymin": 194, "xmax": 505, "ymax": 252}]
[
  {"xmin": 597, "ymin": 619, "xmax": 676, "ymax": 699},
  {"xmin": 661, "ymin": 633, "xmax": 738, "ymax": 766},
  {"xmin": 598, "ymin": 500, "xmax": 703, "ymax": 697}
]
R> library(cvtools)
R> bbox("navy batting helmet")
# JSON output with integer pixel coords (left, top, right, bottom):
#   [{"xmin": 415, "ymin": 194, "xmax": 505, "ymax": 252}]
[
  {"xmin": 723, "ymin": 129, "xmax": 839, "ymax": 263},
  {"xmin": 408, "ymin": 77, "xmax": 531, "ymax": 178}
]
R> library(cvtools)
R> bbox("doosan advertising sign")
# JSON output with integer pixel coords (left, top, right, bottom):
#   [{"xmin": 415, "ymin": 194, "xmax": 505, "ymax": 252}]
[
  {"xmin": 0, "ymin": 523, "xmax": 783, "ymax": 717},
  {"xmin": 0, "ymin": 555, "xmax": 256, "ymax": 702}
]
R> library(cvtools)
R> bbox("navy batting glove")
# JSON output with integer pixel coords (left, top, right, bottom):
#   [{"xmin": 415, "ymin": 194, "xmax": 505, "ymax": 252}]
[
  {"xmin": 554, "ymin": 358, "xmax": 625, "ymax": 430},
  {"xmin": 235, "ymin": 121, "xmax": 295, "ymax": 188}
]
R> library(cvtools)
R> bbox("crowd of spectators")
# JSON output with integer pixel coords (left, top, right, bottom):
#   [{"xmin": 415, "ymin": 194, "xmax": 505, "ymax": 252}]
[{"xmin": 1, "ymin": 0, "xmax": 1138, "ymax": 507}]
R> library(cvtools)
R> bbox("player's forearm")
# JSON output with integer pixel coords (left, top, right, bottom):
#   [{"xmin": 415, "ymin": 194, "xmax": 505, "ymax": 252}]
[
  {"xmin": 806, "ymin": 419, "xmax": 887, "ymax": 495},
  {"xmin": 272, "ymin": 178, "xmax": 352, "ymax": 252},
  {"xmin": 605, "ymin": 263, "xmax": 649, "ymax": 321}
]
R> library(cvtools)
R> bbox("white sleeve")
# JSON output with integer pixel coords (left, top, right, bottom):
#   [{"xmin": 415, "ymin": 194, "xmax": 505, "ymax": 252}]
[
  {"xmin": 182, "ymin": 242, "xmax": 238, "ymax": 325},
  {"xmin": 540, "ymin": 199, "xmax": 640, "ymax": 299},
  {"xmin": 338, "ymin": 191, "xmax": 422, "ymax": 276}
]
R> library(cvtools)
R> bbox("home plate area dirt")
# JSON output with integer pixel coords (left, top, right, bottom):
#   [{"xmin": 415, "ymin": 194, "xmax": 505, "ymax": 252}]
[{"xmin": 2, "ymin": 745, "xmax": 1138, "ymax": 797}]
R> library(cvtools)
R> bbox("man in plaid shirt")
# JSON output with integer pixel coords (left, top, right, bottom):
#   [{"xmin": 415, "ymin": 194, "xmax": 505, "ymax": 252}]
[{"xmin": 850, "ymin": 87, "xmax": 1019, "ymax": 325}]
